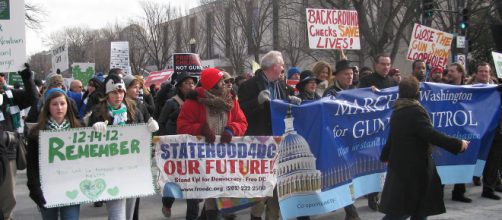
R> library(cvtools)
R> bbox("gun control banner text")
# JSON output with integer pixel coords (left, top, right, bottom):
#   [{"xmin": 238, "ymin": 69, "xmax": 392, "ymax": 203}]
[
  {"xmin": 406, "ymin": 23, "xmax": 453, "ymax": 68},
  {"xmin": 39, "ymin": 124, "xmax": 154, "ymax": 208},
  {"xmin": 155, "ymin": 135, "xmax": 279, "ymax": 199},
  {"xmin": 270, "ymin": 83, "xmax": 500, "ymax": 219},
  {"xmin": 306, "ymin": 8, "xmax": 360, "ymax": 49}
]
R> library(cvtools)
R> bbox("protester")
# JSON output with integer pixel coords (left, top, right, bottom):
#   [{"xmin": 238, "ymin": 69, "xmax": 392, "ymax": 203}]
[
  {"xmin": 379, "ymin": 76, "xmax": 469, "ymax": 220},
  {"xmin": 388, "ymin": 68, "xmax": 402, "ymax": 84},
  {"xmin": 311, "ymin": 61, "xmax": 333, "ymax": 97},
  {"xmin": 80, "ymin": 78, "xmax": 104, "ymax": 118},
  {"xmin": 0, "ymin": 64, "xmax": 38, "ymax": 220},
  {"xmin": 352, "ymin": 66, "xmax": 360, "ymax": 85},
  {"xmin": 411, "ymin": 59, "xmax": 427, "ymax": 82},
  {"xmin": 447, "ymin": 64, "xmax": 465, "ymax": 85},
  {"xmin": 153, "ymin": 82, "xmax": 174, "ymax": 120},
  {"xmin": 232, "ymin": 75, "xmax": 248, "ymax": 94},
  {"xmin": 324, "ymin": 60, "xmax": 356, "ymax": 97},
  {"xmin": 238, "ymin": 51, "xmax": 300, "ymax": 220},
  {"xmin": 287, "ymin": 67, "xmax": 301, "ymax": 80},
  {"xmin": 296, "ymin": 70, "xmax": 321, "ymax": 101},
  {"xmin": 88, "ymin": 75, "xmax": 158, "ymax": 220},
  {"xmin": 358, "ymin": 54, "xmax": 397, "ymax": 90},
  {"xmin": 67, "ymin": 80, "xmax": 83, "ymax": 111},
  {"xmin": 429, "ymin": 67, "xmax": 444, "ymax": 83},
  {"xmin": 177, "ymin": 67, "xmax": 248, "ymax": 220},
  {"xmin": 357, "ymin": 54, "xmax": 397, "ymax": 211},
  {"xmin": 468, "ymin": 62, "xmax": 502, "ymax": 200},
  {"xmin": 358, "ymin": 66, "xmax": 373, "ymax": 82},
  {"xmin": 26, "ymin": 88, "xmax": 81, "ymax": 220}
]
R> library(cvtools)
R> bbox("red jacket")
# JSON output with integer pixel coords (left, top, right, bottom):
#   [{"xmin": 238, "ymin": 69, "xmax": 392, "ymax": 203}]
[{"xmin": 177, "ymin": 87, "xmax": 248, "ymax": 136}]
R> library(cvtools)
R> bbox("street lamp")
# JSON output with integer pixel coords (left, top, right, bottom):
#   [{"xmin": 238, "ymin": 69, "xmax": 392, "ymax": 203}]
[{"xmin": 189, "ymin": 38, "xmax": 196, "ymax": 53}]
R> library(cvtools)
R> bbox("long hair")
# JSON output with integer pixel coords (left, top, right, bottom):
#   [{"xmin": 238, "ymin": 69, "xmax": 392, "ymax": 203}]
[
  {"xmin": 312, "ymin": 61, "xmax": 333, "ymax": 86},
  {"xmin": 93, "ymin": 91, "xmax": 137, "ymax": 123},
  {"xmin": 30, "ymin": 92, "xmax": 81, "ymax": 138}
]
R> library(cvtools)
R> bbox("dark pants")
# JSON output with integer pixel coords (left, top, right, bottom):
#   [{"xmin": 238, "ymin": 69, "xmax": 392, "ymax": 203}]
[
  {"xmin": 483, "ymin": 140, "xmax": 502, "ymax": 192},
  {"xmin": 162, "ymin": 197, "xmax": 200, "ymax": 220},
  {"xmin": 452, "ymin": 184, "xmax": 466, "ymax": 196},
  {"xmin": 382, "ymin": 214, "xmax": 427, "ymax": 220}
]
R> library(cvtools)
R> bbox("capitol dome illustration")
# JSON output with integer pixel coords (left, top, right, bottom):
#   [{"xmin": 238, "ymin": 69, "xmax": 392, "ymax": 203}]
[{"xmin": 277, "ymin": 106, "xmax": 322, "ymax": 198}]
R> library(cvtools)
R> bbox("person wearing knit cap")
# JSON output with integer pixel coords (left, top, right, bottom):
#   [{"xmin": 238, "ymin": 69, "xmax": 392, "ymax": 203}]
[
  {"xmin": 87, "ymin": 74, "xmax": 158, "ymax": 220},
  {"xmin": 177, "ymin": 67, "xmax": 248, "ymax": 220},
  {"xmin": 287, "ymin": 67, "xmax": 301, "ymax": 80},
  {"xmin": 429, "ymin": 67, "xmax": 444, "ymax": 83},
  {"xmin": 26, "ymin": 88, "xmax": 82, "ymax": 219},
  {"xmin": 388, "ymin": 68, "xmax": 402, "ymax": 84},
  {"xmin": 80, "ymin": 77, "xmax": 104, "ymax": 118}
]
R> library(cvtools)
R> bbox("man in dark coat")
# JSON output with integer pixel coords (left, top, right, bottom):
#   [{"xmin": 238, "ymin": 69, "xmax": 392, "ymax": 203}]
[
  {"xmin": 238, "ymin": 50, "xmax": 300, "ymax": 220},
  {"xmin": 379, "ymin": 76, "xmax": 468, "ymax": 219}
]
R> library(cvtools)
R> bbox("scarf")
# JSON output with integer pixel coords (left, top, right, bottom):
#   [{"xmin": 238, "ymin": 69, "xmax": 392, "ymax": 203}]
[
  {"xmin": 4, "ymin": 87, "xmax": 21, "ymax": 129},
  {"xmin": 198, "ymin": 89, "xmax": 233, "ymax": 116},
  {"xmin": 107, "ymin": 103, "xmax": 128, "ymax": 125},
  {"xmin": 47, "ymin": 117, "xmax": 70, "ymax": 130}
]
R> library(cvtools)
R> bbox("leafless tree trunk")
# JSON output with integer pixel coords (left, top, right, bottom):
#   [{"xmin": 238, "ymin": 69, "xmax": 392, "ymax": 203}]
[{"xmin": 25, "ymin": 2, "xmax": 46, "ymax": 30}]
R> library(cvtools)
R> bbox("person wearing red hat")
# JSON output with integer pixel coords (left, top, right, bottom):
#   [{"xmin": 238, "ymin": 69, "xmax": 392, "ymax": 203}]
[
  {"xmin": 177, "ymin": 67, "xmax": 248, "ymax": 220},
  {"xmin": 429, "ymin": 67, "xmax": 445, "ymax": 83}
]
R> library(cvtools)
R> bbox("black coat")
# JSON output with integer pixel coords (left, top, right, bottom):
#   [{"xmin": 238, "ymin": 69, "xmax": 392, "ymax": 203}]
[
  {"xmin": 157, "ymin": 95, "xmax": 183, "ymax": 136},
  {"xmin": 238, "ymin": 70, "xmax": 289, "ymax": 135},
  {"xmin": 379, "ymin": 101, "xmax": 462, "ymax": 217},
  {"xmin": 358, "ymin": 72, "xmax": 397, "ymax": 89}
]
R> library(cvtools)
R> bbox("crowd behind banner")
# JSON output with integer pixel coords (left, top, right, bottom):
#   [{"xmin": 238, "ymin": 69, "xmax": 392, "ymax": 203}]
[{"xmin": 0, "ymin": 49, "xmax": 502, "ymax": 220}]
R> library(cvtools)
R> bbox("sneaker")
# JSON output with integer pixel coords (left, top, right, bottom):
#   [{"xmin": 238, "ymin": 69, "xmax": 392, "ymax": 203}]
[
  {"xmin": 162, "ymin": 207, "xmax": 171, "ymax": 218},
  {"xmin": 482, "ymin": 191, "xmax": 501, "ymax": 200},
  {"xmin": 452, "ymin": 194, "xmax": 472, "ymax": 203}
]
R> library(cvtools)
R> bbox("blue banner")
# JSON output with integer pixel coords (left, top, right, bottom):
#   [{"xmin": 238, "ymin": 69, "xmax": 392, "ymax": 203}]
[{"xmin": 270, "ymin": 83, "xmax": 501, "ymax": 219}]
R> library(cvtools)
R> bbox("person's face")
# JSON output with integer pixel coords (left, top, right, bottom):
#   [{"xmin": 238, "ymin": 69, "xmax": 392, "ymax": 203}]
[
  {"xmin": 374, "ymin": 57, "xmax": 391, "ymax": 76},
  {"xmin": 49, "ymin": 95, "xmax": 68, "ymax": 124},
  {"xmin": 0, "ymin": 75, "xmax": 6, "ymax": 84},
  {"xmin": 447, "ymin": 66, "xmax": 462, "ymax": 84},
  {"xmin": 335, "ymin": 68, "xmax": 354, "ymax": 88},
  {"xmin": 87, "ymin": 84, "xmax": 96, "ymax": 94},
  {"xmin": 319, "ymin": 67, "xmax": 330, "ymax": 81},
  {"xmin": 224, "ymin": 78, "xmax": 234, "ymax": 90},
  {"xmin": 305, "ymin": 80, "xmax": 317, "ymax": 93},
  {"xmin": 393, "ymin": 72, "xmax": 402, "ymax": 83},
  {"xmin": 270, "ymin": 58, "xmax": 285, "ymax": 81},
  {"xmin": 71, "ymin": 81, "xmax": 83, "ymax": 93},
  {"xmin": 180, "ymin": 78, "xmax": 195, "ymax": 95},
  {"xmin": 475, "ymin": 65, "xmax": 491, "ymax": 84},
  {"xmin": 290, "ymin": 73, "xmax": 300, "ymax": 80},
  {"xmin": 126, "ymin": 83, "xmax": 141, "ymax": 99},
  {"xmin": 413, "ymin": 62, "xmax": 426, "ymax": 80},
  {"xmin": 107, "ymin": 90, "xmax": 125, "ymax": 108},
  {"xmin": 431, "ymin": 71, "xmax": 442, "ymax": 82}
]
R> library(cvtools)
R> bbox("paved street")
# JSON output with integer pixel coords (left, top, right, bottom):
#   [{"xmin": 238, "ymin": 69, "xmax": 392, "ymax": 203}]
[{"xmin": 12, "ymin": 170, "xmax": 502, "ymax": 219}]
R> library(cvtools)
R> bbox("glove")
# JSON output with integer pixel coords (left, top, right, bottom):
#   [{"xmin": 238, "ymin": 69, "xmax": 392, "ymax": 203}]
[
  {"xmin": 29, "ymin": 191, "xmax": 46, "ymax": 208},
  {"xmin": 258, "ymin": 90, "xmax": 271, "ymax": 105},
  {"xmin": 92, "ymin": 120, "xmax": 108, "ymax": 133},
  {"xmin": 200, "ymin": 123, "xmax": 216, "ymax": 144},
  {"xmin": 289, "ymin": 96, "xmax": 302, "ymax": 105},
  {"xmin": 147, "ymin": 117, "xmax": 159, "ymax": 132},
  {"xmin": 220, "ymin": 127, "xmax": 234, "ymax": 144},
  {"xmin": 18, "ymin": 63, "xmax": 31, "ymax": 78}
]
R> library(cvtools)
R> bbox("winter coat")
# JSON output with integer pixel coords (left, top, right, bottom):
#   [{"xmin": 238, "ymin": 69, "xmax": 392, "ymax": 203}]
[
  {"xmin": 142, "ymin": 93, "xmax": 155, "ymax": 116},
  {"xmin": 323, "ymin": 81, "xmax": 356, "ymax": 97},
  {"xmin": 88, "ymin": 102, "xmax": 145, "ymax": 127},
  {"xmin": 358, "ymin": 72, "xmax": 397, "ymax": 89},
  {"xmin": 157, "ymin": 95, "xmax": 183, "ymax": 136},
  {"xmin": 177, "ymin": 87, "xmax": 247, "ymax": 136},
  {"xmin": 238, "ymin": 70, "xmax": 289, "ymax": 135},
  {"xmin": 379, "ymin": 99, "xmax": 462, "ymax": 217}
]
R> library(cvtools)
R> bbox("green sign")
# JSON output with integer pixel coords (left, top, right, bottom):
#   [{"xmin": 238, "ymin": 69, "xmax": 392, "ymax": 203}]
[
  {"xmin": 7, "ymin": 72, "xmax": 22, "ymax": 86},
  {"xmin": 72, "ymin": 63, "xmax": 95, "ymax": 86},
  {"xmin": 0, "ymin": 0, "xmax": 10, "ymax": 20}
]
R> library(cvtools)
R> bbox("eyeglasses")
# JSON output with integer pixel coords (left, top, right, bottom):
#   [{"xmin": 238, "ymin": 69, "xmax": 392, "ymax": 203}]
[{"xmin": 224, "ymin": 78, "xmax": 234, "ymax": 84}]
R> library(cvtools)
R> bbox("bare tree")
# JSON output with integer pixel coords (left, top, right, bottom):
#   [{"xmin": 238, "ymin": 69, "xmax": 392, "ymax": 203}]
[
  {"xmin": 25, "ymin": 1, "xmax": 46, "ymax": 30},
  {"xmin": 120, "ymin": 24, "xmax": 149, "ymax": 75},
  {"xmin": 132, "ymin": 1, "xmax": 178, "ymax": 70},
  {"xmin": 28, "ymin": 52, "xmax": 51, "ymax": 79}
]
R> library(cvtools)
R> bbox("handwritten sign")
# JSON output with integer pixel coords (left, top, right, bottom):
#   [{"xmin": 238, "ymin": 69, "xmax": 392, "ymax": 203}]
[
  {"xmin": 110, "ymin": 41, "xmax": 131, "ymax": 75},
  {"xmin": 39, "ymin": 124, "xmax": 154, "ymax": 208},
  {"xmin": 493, "ymin": 51, "xmax": 502, "ymax": 78},
  {"xmin": 155, "ymin": 135, "xmax": 279, "ymax": 199},
  {"xmin": 72, "ymin": 63, "xmax": 95, "ymax": 86},
  {"xmin": 406, "ymin": 23, "xmax": 453, "ymax": 68},
  {"xmin": 0, "ymin": 0, "xmax": 26, "ymax": 72},
  {"xmin": 51, "ymin": 43, "xmax": 69, "ymax": 73},
  {"xmin": 306, "ymin": 8, "xmax": 360, "ymax": 50}
]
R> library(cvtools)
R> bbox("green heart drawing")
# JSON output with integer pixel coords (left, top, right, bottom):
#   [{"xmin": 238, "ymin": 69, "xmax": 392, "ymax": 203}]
[
  {"xmin": 79, "ymin": 178, "xmax": 106, "ymax": 200},
  {"xmin": 65, "ymin": 190, "xmax": 78, "ymax": 200},
  {"xmin": 107, "ymin": 186, "xmax": 120, "ymax": 197}
]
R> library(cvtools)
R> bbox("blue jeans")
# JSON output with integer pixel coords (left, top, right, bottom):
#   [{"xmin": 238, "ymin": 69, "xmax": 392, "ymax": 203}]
[
  {"xmin": 40, "ymin": 204, "xmax": 80, "ymax": 220},
  {"xmin": 382, "ymin": 214, "xmax": 427, "ymax": 220}
]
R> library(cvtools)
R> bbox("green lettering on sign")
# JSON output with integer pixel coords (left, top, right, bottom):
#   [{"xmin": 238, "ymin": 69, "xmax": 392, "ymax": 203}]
[{"xmin": 48, "ymin": 137, "xmax": 65, "ymax": 163}]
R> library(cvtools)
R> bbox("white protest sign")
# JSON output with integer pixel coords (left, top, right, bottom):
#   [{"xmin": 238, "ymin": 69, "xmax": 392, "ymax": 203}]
[
  {"xmin": 110, "ymin": 41, "xmax": 131, "ymax": 75},
  {"xmin": 155, "ymin": 135, "xmax": 279, "ymax": 199},
  {"xmin": 492, "ymin": 51, "xmax": 502, "ymax": 78},
  {"xmin": 406, "ymin": 23, "xmax": 453, "ymax": 68},
  {"xmin": 40, "ymin": 124, "xmax": 154, "ymax": 208},
  {"xmin": 457, "ymin": 36, "xmax": 465, "ymax": 49},
  {"xmin": 456, "ymin": 54, "xmax": 466, "ymax": 70},
  {"xmin": 51, "ymin": 43, "xmax": 69, "ymax": 73},
  {"xmin": 305, "ymin": 8, "xmax": 360, "ymax": 50},
  {"xmin": 0, "ymin": 0, "xmax": 26, "ymax": 72}
]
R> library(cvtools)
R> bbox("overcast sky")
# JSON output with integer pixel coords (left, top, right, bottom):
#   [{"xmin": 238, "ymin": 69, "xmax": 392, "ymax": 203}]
[{"xmin": 26, "ymin": 0, "xmax": 198, "ymax": 56}]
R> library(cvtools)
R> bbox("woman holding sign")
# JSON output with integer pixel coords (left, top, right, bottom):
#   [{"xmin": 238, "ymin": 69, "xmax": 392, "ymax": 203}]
[
  {"xmin": 27, "ymin": 88, "xmax": 82, "ymax": 219},
  {"xmin": 88, "ymin": 74, "xmax": 159, "ymax": 220},
  {"xmin": 379, "ymin": 76, "xmax": 469, "ymax": 220}
]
